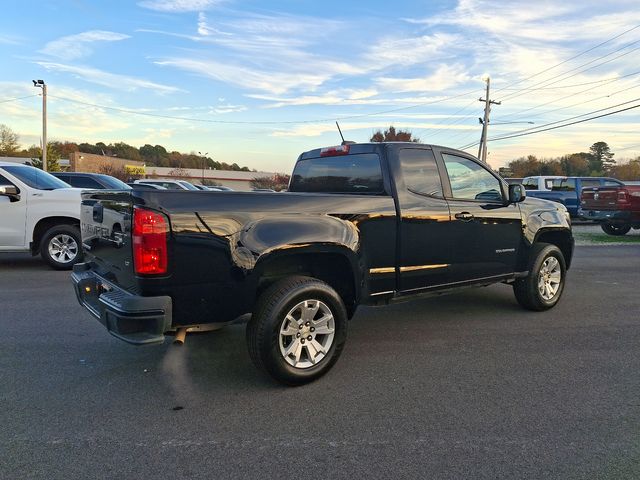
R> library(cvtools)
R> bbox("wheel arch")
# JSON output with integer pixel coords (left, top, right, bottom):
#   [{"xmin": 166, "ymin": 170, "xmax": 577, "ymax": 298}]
[
  {"xmin": 531, "ymin": 228, "xmax": 574, "ymax": 269},
  {"xmin": 252, "ymin": 246, "xmax": 361, "ymax": 319},
  {"xmin": 31, "ymin": 216, "xmax": 80, "ymax": 254}
]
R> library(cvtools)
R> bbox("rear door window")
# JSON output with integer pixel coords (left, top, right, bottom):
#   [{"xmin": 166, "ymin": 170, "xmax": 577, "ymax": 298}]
[
  {"xmin": 290, "ymin": 153, "xmax": 383, "ymax": 194},
  {"xmin": 399, "ymin": 148, "xmax": 443, "ymax": 197}
]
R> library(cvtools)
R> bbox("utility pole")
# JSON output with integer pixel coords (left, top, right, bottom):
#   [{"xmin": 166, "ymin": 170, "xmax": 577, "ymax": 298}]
[
  {"xmin": 32, "ymin": 79, "xmax": 47, "ymax": 171},
  {"xmin": 477, "ymin": 77, "xmax": 500, "ymax": 163},
  {"xmin": 199, "ymin": 151, "xmax": 208, "ymax": 184}
]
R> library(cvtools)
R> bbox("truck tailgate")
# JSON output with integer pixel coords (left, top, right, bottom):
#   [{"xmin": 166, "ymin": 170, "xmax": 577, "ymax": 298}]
[
  {"xmin": 581, "ymin": 187, "xmax": 619, "ymax": 210},
  {"xmin": 80, "ymin": 190, "xmax": 137, "ymax": 291}
]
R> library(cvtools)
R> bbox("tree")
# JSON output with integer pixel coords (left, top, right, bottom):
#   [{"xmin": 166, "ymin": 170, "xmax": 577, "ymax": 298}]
[
  {"xmin": 506, "ymin": 155, "xmax": 542, "ymax": 177},
  {"xmin": 588, "ymin": 141, "xmax": 615, "ymax": 175},
  {"xmin": 251, "ymin": 173, "xmax": 290, "ymax": 191},
  {"xmin": 370, "ymin": 126, "xmax": 420, "ymax": 143},
  {"xmin": 97, "ymin": 163, "xmax": 129, "ymax": 181},
  {"xmin": 0, "ymin": 124, "xmax": 20, "ymax": 156},
  {"xmin": 560, "ymin": 153, "xmax": 590, "ymax": 177},
  {"xmin": 30, "ymin": 144, "xmax": 61, "ymax": 172},
  {"xmin": 610, "ymin": 159, "xmax": 640, "ymax": 181}
]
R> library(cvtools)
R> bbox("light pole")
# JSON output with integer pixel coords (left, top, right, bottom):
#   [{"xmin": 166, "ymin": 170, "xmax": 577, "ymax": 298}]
[
  {"xmin": 32, "ymin": 80, "xmax": 47, "ymax": 171},
  {"xmin": 198, "ymin": 151, "xmax": 208, "ymax": 184}
]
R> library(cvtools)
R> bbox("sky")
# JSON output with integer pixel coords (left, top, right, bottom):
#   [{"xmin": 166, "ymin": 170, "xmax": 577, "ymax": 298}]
[{"xmin": 1, "ymin": 0, "xmax": 640, "ymax": 173}]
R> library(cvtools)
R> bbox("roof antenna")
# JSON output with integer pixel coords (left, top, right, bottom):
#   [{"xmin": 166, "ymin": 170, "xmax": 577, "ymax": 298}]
[
  {"xmin": 336, "ymin": 121, "xmax": 345, "ymax": 143},
  {"xmin": 336, "ymin": 121, "xmax": 355, "ymax": 146}
]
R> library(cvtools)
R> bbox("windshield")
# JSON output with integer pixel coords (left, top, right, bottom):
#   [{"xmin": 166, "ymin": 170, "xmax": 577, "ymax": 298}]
[{"xmin": 3, "ymin": 165, "xmax": 71, "ymax": 190}]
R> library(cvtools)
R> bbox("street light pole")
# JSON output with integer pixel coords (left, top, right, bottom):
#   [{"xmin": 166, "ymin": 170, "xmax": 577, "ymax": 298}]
[
  {"xmin": 32, "ymin": 79, "xmax": 47, "ymax": 172},
  {"xmin": 198, "ymin": 151, "xmax": 208, "ymax": 184}
]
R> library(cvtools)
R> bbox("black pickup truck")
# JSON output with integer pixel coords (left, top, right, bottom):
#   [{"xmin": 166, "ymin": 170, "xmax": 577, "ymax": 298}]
[{"xmin": 72, "ymin": 142, "xmax": 573, "ymax": 385}]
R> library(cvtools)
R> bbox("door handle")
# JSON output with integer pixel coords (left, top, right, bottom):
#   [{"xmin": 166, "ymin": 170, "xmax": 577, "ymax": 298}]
[
  {"xmin": 32, "ymin": 193, "xmax": 43, "ymax": 197},
  {"xmin": 455, "ymin": 212, "xmax": 474, "ymax": 221}
]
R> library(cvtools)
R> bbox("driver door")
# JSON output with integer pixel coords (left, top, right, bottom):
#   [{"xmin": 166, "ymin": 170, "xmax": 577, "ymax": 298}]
[{"xmin": 433, "ymin": 149, "xmax": 522, "ymax": 283}]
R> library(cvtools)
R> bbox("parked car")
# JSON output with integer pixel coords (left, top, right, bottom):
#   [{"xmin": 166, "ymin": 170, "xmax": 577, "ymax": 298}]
[
  {"xmin": 0, "ymin": 162, "xmax": 83, "ymax": 269},
  {"xmin": 52, "ymin": 172, "xmax": 131, "ymax": 190},
  {"xmin": 504, "ymin": 177, "xmax": 524, "ymax": 185},
  {"xmin": 127, "ymin": 183, "xmax": 167, "ymax": 190},
  {"xmin": 580, "ymin": 184, "xmax": 640, "ymax": 235},
  {"xmin": 133, "ymin": 179, "xmax": 200, "ymax": 190},
  {"xmin": 526, "ymin": 177, "xmax": 624, "ymax": 217},
  {"xmin": 71, "ymin": 142, "xmax": 573, "ymax": 385}
]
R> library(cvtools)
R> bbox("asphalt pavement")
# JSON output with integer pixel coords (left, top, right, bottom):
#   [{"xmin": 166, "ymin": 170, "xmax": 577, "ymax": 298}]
[{"xmin": 1, "ymin": 240, "xmax": 639, "ymax": 479}]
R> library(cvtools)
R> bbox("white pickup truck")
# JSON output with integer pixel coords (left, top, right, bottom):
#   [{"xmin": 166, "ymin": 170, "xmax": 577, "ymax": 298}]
[{"xmin": 0, "ymin": 161, "xmax": 83, "ymax": 269}]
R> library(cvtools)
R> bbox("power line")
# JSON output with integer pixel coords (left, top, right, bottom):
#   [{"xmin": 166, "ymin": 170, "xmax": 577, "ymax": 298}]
[
  {"xmin": 459, "ymin": 101, "xmax": 640, "ymax": 149},
  {"xmin": 494, "ymin": 96, "xmax": 640, "ymax": 140},
  {"xmin": 48, "ymin": 89, "xmax": 480, "ymax": 125},
  {"xmin": 0, "ymin": 94, "xmax": 39, "ymax": 104},
  {"xmin": 497, "ymin": 72, "xmax": 640, "ymax": 121},
  {"xmin": 493, "ymin": 23, "xmax": 640, "ymax": 95},
  {"xmin": 498, "ymin": 41, "xmax": 640, "ymax": 102}
]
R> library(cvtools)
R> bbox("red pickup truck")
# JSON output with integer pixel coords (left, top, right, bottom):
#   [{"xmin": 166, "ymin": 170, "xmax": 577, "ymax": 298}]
[{"xmin": 580, "ymin": 184, "xmax": 640, "ymax": 235}]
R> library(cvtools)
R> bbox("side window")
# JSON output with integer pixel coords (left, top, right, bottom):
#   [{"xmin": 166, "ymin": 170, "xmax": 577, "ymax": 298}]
[
  {"xmin": 522, "ymin": 177, "xmax": 538, "ymax": 190},
  {"xmin": 604, "ymin": 179, "xmax": 623, "ymax": 186},
  {"xmin": 399, "ymin": 149, "xmax": 443, "ymax": 197},
  {"xmin": 552, "ymin": 179, "xmax": 575, "ymax": 191},
  {"xmin": 581, "ymin": 179, "xmax": 600, "ymax": 188},
  {"xmin": 544, "ymin": 179, "xmax": 555, "ymax": 190},
  {"xmin": 442, "ymin": 154, "xmax": 503, "ymax": 202}
]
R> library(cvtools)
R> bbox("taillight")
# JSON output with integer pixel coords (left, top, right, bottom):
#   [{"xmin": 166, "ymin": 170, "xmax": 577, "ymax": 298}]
[
  {"xmin": 133, "ymin": 207, "xmax": 169, "ymax": 275},
  {"xmin": 618, "ymin": 190, "xmax": 629, "ymax": 203},
  {"xmin": 320, "ymin": 145, "xmax": 350, "ymax": 157}
]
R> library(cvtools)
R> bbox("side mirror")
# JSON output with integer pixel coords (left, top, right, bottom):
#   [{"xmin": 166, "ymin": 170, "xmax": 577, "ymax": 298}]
[
  {"xmin": 508, "ymin": 183, "xmax": 526, "ymax": 203},
  {"xmin": 0, "ymin": 185, "xmax": 20, "ymax": 202}
]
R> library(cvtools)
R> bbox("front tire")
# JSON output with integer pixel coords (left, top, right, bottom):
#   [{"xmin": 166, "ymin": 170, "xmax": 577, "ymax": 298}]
[
  {"xmin": 247, "ymin": 276, "xmax": 348, "ymax": 386},
  {"xmin": 601, "ymin": 223, "xmax": 631, "ymax": 236},
  {"xmin": 40, "ymin": 225, "xmax": 83, "ymax": 270},
  {"xmin": 513, "ymin": 243, "xmax": 566, "ymax": 311}
]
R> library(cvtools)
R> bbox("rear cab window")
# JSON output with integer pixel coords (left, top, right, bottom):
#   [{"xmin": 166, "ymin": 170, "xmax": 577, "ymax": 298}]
[{"xmin": 290, "ymin": 152, "xmax": 384, "ymax": 194}]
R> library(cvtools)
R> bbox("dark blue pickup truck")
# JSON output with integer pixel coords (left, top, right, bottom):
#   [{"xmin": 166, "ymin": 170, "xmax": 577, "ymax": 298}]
[{"xmin": 526, "ymin": 177, "xmax": 624, "ymax": 217}]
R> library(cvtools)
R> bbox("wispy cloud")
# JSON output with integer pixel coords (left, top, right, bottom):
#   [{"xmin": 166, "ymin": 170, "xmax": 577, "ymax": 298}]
[
  {"xmin": 138, "ymin": 0, "xmax": 224, "ymax": 12},
  {"xmin": 35, "ymin": 62, "xmax": 182, "ymax": 94},
  {"xmin": 0, "ymin": 34, "xmax": 22, "ymax": 45},
  {"xmin": 154, "ymin": 57, "xmax": 357, "ymax": 95},
  {"xmin": 377, "ymin": 64, "xmax": 471, "ymax": 93},
  {"xmin": 40, "ymin": 30, "xmax": 130, "ymax": 61}
]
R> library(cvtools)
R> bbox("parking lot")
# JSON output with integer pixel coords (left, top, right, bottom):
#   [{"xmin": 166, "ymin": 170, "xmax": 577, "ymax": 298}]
[{"xmin": 2, "ymin": 227, "xmax": 639, "ymax": 479}]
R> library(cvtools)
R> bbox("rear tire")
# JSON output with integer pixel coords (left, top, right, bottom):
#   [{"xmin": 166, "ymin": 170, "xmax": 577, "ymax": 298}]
[
  {"xmin": 601, "ymin": 223, "xmax": 631, "ymax": 236},
  {"xmin": 247, "ymin": 276, "xmax": 348, "ymax": 386},
  {"xmin": 40, "ymin": 225, "xmax": 83, "ymax": 270},
  {"xmin": 513, "ymin": 243, "xmax": 566, "ymax": 311}
]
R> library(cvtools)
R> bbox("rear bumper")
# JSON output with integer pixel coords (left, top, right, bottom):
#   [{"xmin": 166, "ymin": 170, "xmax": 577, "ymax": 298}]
[
  {"xmin": 71, "ymin": 263, "xmax": 172, "ymax": 345},
  {"xmin": 579, "ymin": 209, "xmax": 633, "ymax": 223}
]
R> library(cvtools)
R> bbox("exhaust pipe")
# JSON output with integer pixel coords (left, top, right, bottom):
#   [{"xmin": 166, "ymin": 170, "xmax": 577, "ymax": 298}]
[{"xmin": 173, "ymin": 327, "xmax": 187, "ymax": 345}]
